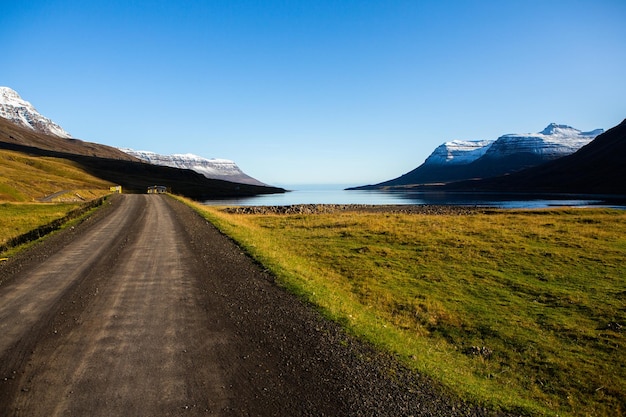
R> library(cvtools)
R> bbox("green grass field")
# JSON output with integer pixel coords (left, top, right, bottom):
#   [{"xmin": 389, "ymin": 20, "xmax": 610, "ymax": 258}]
[
  {"xmin": 0, "ymin": 148, "xmax": 113, "ymax": 257},
  {"xmin": 184, "ymin": 200, "xmax": 625, "ymax": 416},
  {"xmin": 0, "ymin": 202, "xmax": 83, "ymax": 249},
  {"xmin": 0, "ymin": 149, "xmax": 113, "ymax": 202}
]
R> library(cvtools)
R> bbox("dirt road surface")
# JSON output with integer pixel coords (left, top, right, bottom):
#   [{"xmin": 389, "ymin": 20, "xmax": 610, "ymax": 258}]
[{"xmin": 0, "ymin": 195, "xmax": 505, "ymax": 416}]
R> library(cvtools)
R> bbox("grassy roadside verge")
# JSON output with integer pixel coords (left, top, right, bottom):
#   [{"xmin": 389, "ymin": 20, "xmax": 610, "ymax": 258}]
[
  {"xmin": 176, "ymin": 196, "xmax": 625, "ymax": 416},
  {"xmin": 0, "ymin": 196, "xmax": 109, "ymax": 258}
]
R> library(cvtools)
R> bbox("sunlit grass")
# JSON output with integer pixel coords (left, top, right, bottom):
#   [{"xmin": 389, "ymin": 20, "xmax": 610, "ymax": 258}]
[
  {"xmin": 0, "ymin": 197, "xmax": 109, "ymax": 259},
  {"xmin": 0, "ymin": 149, "xmax": 113, "ymax": 202},
  {"xmin": 179, "ymin": 197, "xmax": 625, "ymax": 416},
  {"xmin": 0, "ymin": 202, "xmax": 82, "ymax": 248}
]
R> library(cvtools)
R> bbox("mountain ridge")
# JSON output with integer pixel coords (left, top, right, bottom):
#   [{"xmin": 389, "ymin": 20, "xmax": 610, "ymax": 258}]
[
  {"xmin": 0, "ymin": 87, "xmax": 272, "ymax": 188},
  {"xmin": 119, "ymin": 148, "xmax": 267, "ymax": 186},
  {"xmin": 0, "ymin": 88, "xmax": 284, "ymax": 200},
  {"xmin": 351, "ymin": 123, "xmax": 604, "ymax": 189},
  {"xmin": 0, "ymin": 87, "xmax": 72, "ymax": 138},
  {"xmin": 440, "ymin": 119, "xmax": 626, "ymax": 196}
]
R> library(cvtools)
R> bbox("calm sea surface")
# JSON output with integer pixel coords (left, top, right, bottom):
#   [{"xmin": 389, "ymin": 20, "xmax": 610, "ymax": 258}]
[{"xmin": 203, "ymin": 184, "xmax": 625, "ymax": 209}]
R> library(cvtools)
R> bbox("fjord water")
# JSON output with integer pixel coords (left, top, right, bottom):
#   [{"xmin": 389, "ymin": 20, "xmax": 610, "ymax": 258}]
[{"xmin": 203, "ymin": 184, "xmax": 621, "ymax": 208}]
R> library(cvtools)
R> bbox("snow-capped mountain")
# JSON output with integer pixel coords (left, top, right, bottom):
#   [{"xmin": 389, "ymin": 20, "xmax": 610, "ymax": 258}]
[
  {"xmin": 423, "ymin": 140, "xmax": 494, "ymax": 165},
  {"xmin": 0, "ymin": 87, "xmax": 72, "ymax": 138},
  {"xmin": 352, "ymin": 123, "xmax": 604, "ymax": 189},
  {"xmin": 0, "ymin": 86, "xmax": 283, "ymax": 197},
  {"xmin": 423, "ymin": 124, "xmax": 603, "ymax": 167},
  {"xmin": 443, "ymin": 120, "xmax": 626, "ymax": 196},
  {"xmin": 481, "ymin": 123, "xmax": 603, "ymax": 160},
  {"xmin": 120, "ymin": 148, "xmax": 267, "ymax": 186}
]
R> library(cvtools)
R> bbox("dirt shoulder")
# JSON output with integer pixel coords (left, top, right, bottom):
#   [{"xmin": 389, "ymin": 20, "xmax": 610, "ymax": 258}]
[{"xmin": 0, "ymin": 195, "xmax": 512, "ymax": 416}]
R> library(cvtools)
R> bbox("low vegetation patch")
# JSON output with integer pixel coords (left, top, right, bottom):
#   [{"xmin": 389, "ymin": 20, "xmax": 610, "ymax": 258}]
[
  {"xmin": 0, "ymin": 198, "xmax": 107, "ymax": 258},
  {"xmin": 182, "ymin": 199, "xmax": 625, "ymax": 416},
  {"xmin": 0, "ymin": 148, "xmax": 114, "ymax": 258}
]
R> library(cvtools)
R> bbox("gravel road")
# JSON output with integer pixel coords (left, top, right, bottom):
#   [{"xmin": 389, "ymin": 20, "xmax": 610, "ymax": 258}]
[{"xmin": 0, "ymin": 194, "xmax": 514, "ymax": 416}]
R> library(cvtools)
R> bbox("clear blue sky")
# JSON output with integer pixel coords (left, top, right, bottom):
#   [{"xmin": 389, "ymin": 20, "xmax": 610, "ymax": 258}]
[{"xmin": 2, "ymin": 1, "xmax": 625, "ymax": 186}]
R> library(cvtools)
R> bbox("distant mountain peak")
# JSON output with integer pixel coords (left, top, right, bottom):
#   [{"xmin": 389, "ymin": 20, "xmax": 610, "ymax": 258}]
[
  {"xmin": 421, "ymin": 123, "xmax": 604, "ymax": 169},
  {"xmin": 536, "ymin": 123, "xmax": 602, "ymax": 137},
  {"xmin": 0, "ymin": 87, "xmax": 21, "ymax": 101},
  {"xmin": 423, "ymin": 140, "xmax": 494, "ymax": 166},
  {"xmin": 540, "ymin": 123, "xmax": 573, "ymax": 135},
  {"xmin": 119, "ymin": 148, "xmax": 267, "ymax": 186},
  {"xmin": 488, "ymin": 124, "xmax": 604, "ymax": 160},
  {"xmin": 353, "ymin": 122, "xmax": 605, "ymax": 190},
  {"xmin": 0, "ymin": 86, "xmax": 72, "ymax": 138}
]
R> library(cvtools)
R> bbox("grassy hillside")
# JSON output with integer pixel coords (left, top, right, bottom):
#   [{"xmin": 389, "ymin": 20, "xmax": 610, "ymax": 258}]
[
  {"xmin": 1, "ymin": 117, "xmax": 285, "ymax": 200},
  {"xmin": 0, "ymin": 149, "xmax": 113, "ymax": 202},
  {"xmin": 182, "ymin": 199, "xmax": 626, "ymax": 416},
  {"xmin": 1, "ymin": 140, "xmax": 286, "ymax": 200}
]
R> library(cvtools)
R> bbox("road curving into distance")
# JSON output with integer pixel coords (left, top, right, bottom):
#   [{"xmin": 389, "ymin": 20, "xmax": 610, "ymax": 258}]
[{"xmin": 0, "ymin": 194, "xmax": 506, "ymax": 416}]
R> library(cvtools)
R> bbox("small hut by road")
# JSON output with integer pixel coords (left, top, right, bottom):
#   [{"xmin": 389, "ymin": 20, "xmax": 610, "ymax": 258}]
[{"xmin": 147, "ymin": 185, "xmax": 168, "ymax": 194}]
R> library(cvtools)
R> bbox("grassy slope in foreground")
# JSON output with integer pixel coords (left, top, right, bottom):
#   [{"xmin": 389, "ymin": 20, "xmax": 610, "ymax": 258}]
[
  {"xmin": 0, "ymin": 149, "xmax": 113, "ymax": 202},
  {"xmin": 0, "ymin": 148, "xmax": 114, "ymax": 257},
  {"xmin": 182, "ymin": 199, "xmax": 625, "ymax": 417}
]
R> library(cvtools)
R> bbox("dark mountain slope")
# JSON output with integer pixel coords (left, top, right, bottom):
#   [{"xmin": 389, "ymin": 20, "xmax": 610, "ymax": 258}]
[
  {"xmin": 447, "ymin": 119, "xmax": 626, "ymax": 196},
  {"xmin": 0, "ymin": 119, "xmax": 284, "ymax": 200},
  {"xmin": 355, "ymin": 152, "xmax": 555, "ymax": 190},
  {"xmin": 0, "ymin": 117, "xmax": 138, "ymax": 161},
  {"xmin": 367, "ymin": 164, "xmax": 480, "ymax": 189}
]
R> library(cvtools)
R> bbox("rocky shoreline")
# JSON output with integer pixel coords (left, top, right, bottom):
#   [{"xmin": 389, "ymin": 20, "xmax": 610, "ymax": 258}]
[{"xmin": 223, "ymin": 204, "xmax": 489, "ymax": 215}]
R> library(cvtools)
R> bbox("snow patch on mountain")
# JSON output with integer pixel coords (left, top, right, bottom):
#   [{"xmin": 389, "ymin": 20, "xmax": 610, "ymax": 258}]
[
  {"xmin": 0, "ymin": 87, "xmax": 72, "ymax": 138},
  {"xmin": 424, "ymin": 140, "xmax": 494, "ymax": 166},
  {"xmin": 350, "ymin": 122, "xmax": 606, "ymax": 190},
  {"xmin": 120, "ymin": 148, "xmax": 267, "ymax": 186},
  {"xmin": 485, "ymin": 123, "xmax": 604, "ymax": 159},
  {"xmin": 423, "ymin": 123, "xmax": 603, "ymax": 166}
]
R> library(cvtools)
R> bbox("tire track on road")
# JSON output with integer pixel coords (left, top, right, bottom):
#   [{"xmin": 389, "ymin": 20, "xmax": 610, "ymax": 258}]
[
  {"xmin": 0, "ymin": 195, "xmax": 142, "ymax": 357},
  {"xmin": 7, "ymin": 196, "xmax": 233, "ymax": 416}
]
